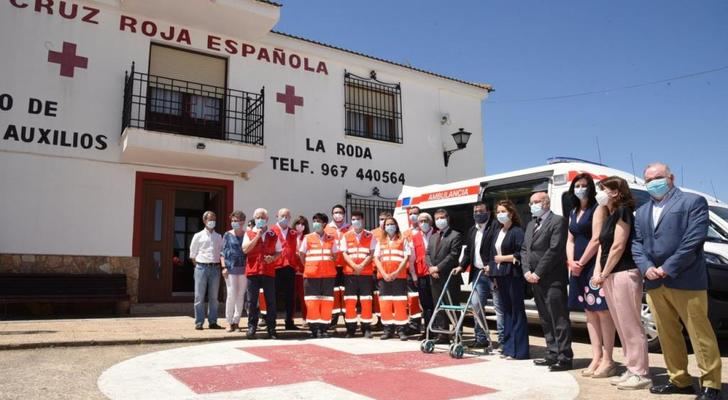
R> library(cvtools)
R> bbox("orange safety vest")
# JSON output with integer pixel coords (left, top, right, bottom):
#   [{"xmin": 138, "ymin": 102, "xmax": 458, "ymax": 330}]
[
  {"xmin": 245, "ymin": 229, "xmax": 278, "ymax": 277},
  {"xmin": 377, "ymin": 237, "xmax": 408, "ymax": 280},
  {"xmin": 303, "ymin": 232, "xmax": 337, "ymax": 278},
  {"xmin": 271, "ymin": 224, "xmax": 299, "ymax": 270},
  {"xmin": 342, "ymin": 230, "xmax": 374, "ymax": 275}
]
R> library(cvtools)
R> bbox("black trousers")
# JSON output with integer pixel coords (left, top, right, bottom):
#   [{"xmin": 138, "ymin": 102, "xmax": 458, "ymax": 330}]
[
  {"xmin": 531, "ymin": 277, "xmax": 573, "ymax": 362},
  {"xmin": 275, "ymin": 266, "xmax": 296, "ymax": 324},
  {"xmin": 247, "ymin": 275, "xmax": 276, "ymax": 329},
  {"xmin": 417, "ymin": 276, "xmax": 434, "ymax": 329},
  {"xmin": 429, "ymin": 272, "xmax": 461, "ymax": 332}
]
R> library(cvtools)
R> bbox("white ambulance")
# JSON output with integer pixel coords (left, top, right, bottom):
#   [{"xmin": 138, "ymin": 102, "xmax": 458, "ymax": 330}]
[{"xmin": 395, "ymin": 157, "xmax": 728, "ymax": 350}]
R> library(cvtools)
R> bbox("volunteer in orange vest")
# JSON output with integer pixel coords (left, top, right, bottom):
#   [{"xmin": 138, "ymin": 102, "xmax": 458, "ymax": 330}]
[
  {"xmin": 410, "ymin": 211, "xmax": 437, "ymax": 340},
  {"xmin": 242, "ymin": 208, "xmax": 281, "ymax": 340},
  {"xmin": 299, "ymin": 212, "xmax": 339, "ymax": 338},
  {"xmin": 370, "ymin": 211, "xmax": 391, "ymax": 328},
  {"xmin": 374, "ymin": 217, "xmax": 411, "ymax": 340},
  {"xmin": 402, "ymin": 206, "xmax": 424, "ymax": 337},
  {"xmin": 340, "ymin": 210, "xmax": 378, "ymax": 338},
  {"xmin": 325, "ymin": 204, "xmax": 350, "ymax": 331},
  {"xmin": 270, "ymin": 208, "xmax": 301, "ymax": 331}
]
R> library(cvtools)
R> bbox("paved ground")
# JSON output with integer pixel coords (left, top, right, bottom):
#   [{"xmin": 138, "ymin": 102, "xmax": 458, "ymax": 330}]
[{"xmin": 0, "ymin": 317, "xmax": 726, "ymax": 399}]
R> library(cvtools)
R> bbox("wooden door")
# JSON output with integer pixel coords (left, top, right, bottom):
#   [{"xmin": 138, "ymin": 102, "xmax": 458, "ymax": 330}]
[{"xmin": 138, "ymin": 184, "xmax": 175, "ymax": 303}]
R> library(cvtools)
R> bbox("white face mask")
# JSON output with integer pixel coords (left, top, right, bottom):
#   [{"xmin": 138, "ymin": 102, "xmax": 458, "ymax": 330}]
[
  {"xmin": 496, "ymin": 212, "xmax": 510, "ymax": 224},
  {"xmin": 206, "ymin": 220, "xmax": 216, "ymax": 230},
  {"xmin": 295, "ymin": 224, "xmax": 305, "ymax": 233},
  {"xmin": 333, "ymin": 212, "xmax": 344, "ymax": 223},
  {"xmin": 595, "ymin": 190, "xmax": 610, "ymax": 207},
  {"xmin": 574, "ymin": 187, "xmax": 588, "ymax": 200},
  {"xmin": 435, "ymin": 218, "xmax": 448, "ymax": 230}
]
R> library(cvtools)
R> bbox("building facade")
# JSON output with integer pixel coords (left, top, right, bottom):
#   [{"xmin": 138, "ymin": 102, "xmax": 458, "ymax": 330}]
[{"xmin": 0, "ymin": 0, "xmax": 490, "ymax": 306}]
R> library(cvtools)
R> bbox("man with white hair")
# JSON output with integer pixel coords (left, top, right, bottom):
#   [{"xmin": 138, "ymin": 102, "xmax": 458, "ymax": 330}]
[
  {"xmin": 633, "ymin": 163, "xmax": 722, "ymax": 400},
  {"xmin": 243, "ymin": 208, "xmax": 282, "ymax": 339},
  {"xmin": 522, "ymin": 192, "xmax": 572, "ymax": 371},
  {"xmin": 189, "ymin": 210, "xmax": 224, "ymax": 330}
]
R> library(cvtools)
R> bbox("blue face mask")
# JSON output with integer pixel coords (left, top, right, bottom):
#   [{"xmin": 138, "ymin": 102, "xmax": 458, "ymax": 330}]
[
  {"xmin": 278, "ymin": 217, "xmax": 289, "ymax": 227},
  {"xmin": 530, "ymin": 203, "xmax": 544, "ymax": 217},
  {"xmin": 385, "ymin": 224, "xmax": 397, "ymax": 236},
  {"xmin": 255, "ymin": 219, "xmax": 266, "ymax": 229},
  {"xmin": 496, "ymin": 212, "xmax": 510, "ymax": 224},
  {"xmin": 420, "ymin": 222, "xmax": 431, "ymax": 232},
  {"xmin": 351, "ymin": 219, "xmax": 363, "ymax": 229},
  {"xmin": 312, "ymin": 222, "xmax": 323, "ymax": 233},
  {"xmin": 231, "ymin": 222, "xmax": 241, "ymax": 230},
  {"xmin": 646, "ymin": 178, "xmax": 670, "ymax": 199}
]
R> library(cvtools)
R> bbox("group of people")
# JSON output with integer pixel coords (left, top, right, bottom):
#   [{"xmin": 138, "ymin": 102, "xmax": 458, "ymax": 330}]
[{"xmin": 188, "ymin": 161, "xmax": 721, "ymax": 400}]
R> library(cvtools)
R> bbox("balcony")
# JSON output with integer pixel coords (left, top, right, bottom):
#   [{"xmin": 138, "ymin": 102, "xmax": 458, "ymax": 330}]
[{"xmin": 120, "ymin": 63, "xmax": 266, "ymax": 173}]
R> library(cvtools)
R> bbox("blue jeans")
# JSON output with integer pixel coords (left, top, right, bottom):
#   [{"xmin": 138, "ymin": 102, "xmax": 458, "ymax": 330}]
[
  {"xmin": 194, "ymin": 263, "xmax": 221, "ymax": 326},
  {"xmin": 470, "ymin": 271, "xmax": 503, "ymax": 344}
]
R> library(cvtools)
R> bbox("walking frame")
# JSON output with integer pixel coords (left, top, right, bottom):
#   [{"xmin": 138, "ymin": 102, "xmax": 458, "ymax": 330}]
[{"xmin": 420, "ymin": 268, "xmax": 492, "ymax": 358}]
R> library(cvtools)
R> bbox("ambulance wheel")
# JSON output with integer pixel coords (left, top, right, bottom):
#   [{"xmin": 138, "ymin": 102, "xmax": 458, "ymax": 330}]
[
  {"xmin": 449, "ymin": 343, "xmax": 464, "ymax": 359},
  {"xmin": 421, "ymin": 340, "xmax": 435, "ymax": 354}
]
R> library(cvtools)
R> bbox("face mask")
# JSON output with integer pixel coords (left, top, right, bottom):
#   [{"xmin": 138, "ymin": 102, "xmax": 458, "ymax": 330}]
[
  {"xmin": 255, "ymin": 219, "xmax": 266, "ymax": 229},
  {"xmin": 595, "ymin": 190, "xmax": 610, "ymax": 207},
  {"xmin": 420, "ymin": 222, "xmax": 431, "ymax": 232},
  {"xmin": 278, "ymin": 217, "xmax": 289, "ymax": 227},
  {"xmin": 385, "ymin": 224, "xmax": 397, "ymax": 236},
  {"xmin": 530, "ymin": 203, "xmax": 544, "ymax": 218},
  {"xmin": 646, "ymin": 178, "xmax": 670, "ymax": 199},
  {"xmin": 496, "ymin": 212, "xmax": 510, "ymax": 224},
  {"xmin": 435, "ymin": 218, "xmax": 448, "ymax": 230},
  {"xmin": 206, "ymin": 220, "xmax": 216, "ymax": 230},
  {"xmin": 295, "ymin": 224, "xmax": 305, "ymax": 233},
  {"xmin": 333, "ymin": 212, "xmax": 344, "ymax": 223},
  {"xmin": 231, "ymin": 221, "xmax": 241, "ymax": 230},
  {"xmin": 351, "ymin": 219, "xmax": 363, "ymax": 230},
  {"xmin": 409, "ymin": 213, "xmax": 418, "ymax": 222},
  {"xmin": 312, "ymin": 222, "xmax": 323, "ymax": 233},
  {"xmin": 574, "ymin": 187, "xmax": 588, "ymax": 200},
  {"xmin": 474, "ymin": 212, "xmax": 489, "ymax": 224}
]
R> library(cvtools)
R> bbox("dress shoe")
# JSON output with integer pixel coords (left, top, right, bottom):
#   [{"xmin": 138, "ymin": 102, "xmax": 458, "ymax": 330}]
[
  {"xmin": 434, "ymin": 335, "xmax": 450, "ymax": 345},
  {"xmin": 285, "ymin": 322, "xmax": 300, "ymax": 331},
  {"xmin": 226, "ymin": 324, "xmax": 238, "ymax": 333},
  {"xmin": 208, "ymin": 323, "xmax": 223, "ymax": 330},
  {"xmin": 696, "ymin": 387, "xmax": 721, "ymax": 400},
  {"xmin": 194, "ymin": 324, "xmax": 203, "ymax": 330},
  {"xmin": 649, "ymin": 383, "xmax": 694, "ymax": 395},
  {"xmin": 533, "ymin": 358, "xmax": 557, "ymax": 367},
  {"xmin": 309, "ymin": 330, "xmax": 319, "ymax": 339},
  {"xmin": 363, "ymin": 329, "xmax": 373, "ymax": 339},
  {"xmin": 549, "ymin": 361, "xmax": 573, "ymax": 372},
  {"xmin": 380, "ymin": 330, "xmax": 393, "ymax": 340},
  {"xmin": 246, "ymin": 328, "xmax": 257, "ymax": 339},
  {"xmin": 267, "ymin": 330, "xmax": 278, "ymax": 340},
  {"xmin": 399, "ymin": 330, "xmax": 408, "ymax": 341}
]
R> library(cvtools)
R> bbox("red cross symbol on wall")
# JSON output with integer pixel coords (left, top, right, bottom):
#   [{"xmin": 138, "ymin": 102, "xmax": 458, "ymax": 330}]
[
  {"xmin": 47, "ymin": 42, "xmax": 88, "ymax": 78},
  {"xmin": 276, "ymin": 85, "xmax": 304, "ymax": 114},
  {"xmin": 167, "ymin": 344, "xmax": 495, "ymax": 399}
]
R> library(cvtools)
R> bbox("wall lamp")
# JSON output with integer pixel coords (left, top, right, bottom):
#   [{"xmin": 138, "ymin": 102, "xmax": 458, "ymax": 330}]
[{"xmin": 443, "ymin": 128, "xmax": 472, "ymax": 167}]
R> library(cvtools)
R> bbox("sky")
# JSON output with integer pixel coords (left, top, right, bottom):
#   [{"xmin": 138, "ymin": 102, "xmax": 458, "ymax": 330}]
[{"xmin": 274, "ymin": 0, "xmax": 728, "ymax": 200}]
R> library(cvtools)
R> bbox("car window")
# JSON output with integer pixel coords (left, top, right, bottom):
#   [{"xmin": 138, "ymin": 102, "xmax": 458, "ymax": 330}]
[{"xmin": 481, "ymin": 178, "xmax": 550, "ymax": 227}]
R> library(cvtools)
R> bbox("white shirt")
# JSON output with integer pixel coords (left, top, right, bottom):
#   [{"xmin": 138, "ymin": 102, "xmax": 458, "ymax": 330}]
[
  {"xmin": 190, "ymin": 228, "xmax": 223, "ymax": 264},
  {"xmin": 277, "ymin": 223, "xmax": 288, "ymax": 240},
  {"xmin": 494, "ymin": 229, "xmax": 507, "ymax": 267},
  {"xmin": 651, "ymin": 190, "xmax": 675, "ymax": 228},
  {"xmin": 338, "ymin": 230, "xmax": 378, "ymax": 253},
  {"xmin": 298, "ymin": 233, "xmax": 339, "ymax": 254},
  {"xmin": 473, "ymin": 224, "xmax": 486, "ymax": 269},
  {"xmin": 242, "ymin": 228, "xmax": 283, "ymax": 252}
]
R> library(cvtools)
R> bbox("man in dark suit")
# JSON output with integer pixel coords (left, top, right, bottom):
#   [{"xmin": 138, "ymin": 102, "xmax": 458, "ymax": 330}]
[
  {"xmin": 426, "ymin": 208, "xmax": 463, "ymax": 344},
  {"xmin": 633, "ymin": 163, "xmax": 721, "ymax": 400},
  {"xmin": 454, "ymin": 202, "xmax": 501, "ymax": 348},
  {"xmin": 522, "ymin": 191, "xmax": 573, "ymax": 371}
]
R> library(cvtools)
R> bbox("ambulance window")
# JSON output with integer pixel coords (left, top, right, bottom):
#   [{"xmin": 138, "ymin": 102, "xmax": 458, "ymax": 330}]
[
  {"xmin": 481, "ymin": 179, "xmax": 549, "ymax": 227},
  {"xmin": 631, "ymin": 189, "xmax": 651, "ymax": 209},
  {"xmin": 708, "ymin": 220, "xmax": 728, "ymax": 241},
  {"xmin": 345, "ymin": 72, "xmax": 403, "ymax": 144}
]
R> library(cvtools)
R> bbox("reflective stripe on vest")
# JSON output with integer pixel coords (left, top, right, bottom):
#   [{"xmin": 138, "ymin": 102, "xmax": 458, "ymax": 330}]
[
  {"xmin": 304, "ymin": 233, "xmax": 337, "ymax": 278},
  {"xmin": 343, "ymin": 230, "xmax": 374, "ymax": 275}
]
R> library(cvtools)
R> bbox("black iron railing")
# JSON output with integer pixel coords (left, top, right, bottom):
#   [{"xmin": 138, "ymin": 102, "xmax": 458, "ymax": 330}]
[
  {"xmin": 345, "ymin": 190, "xmax": 397, "ymax": 230},
  {"xmin": 122, "ymin": 63, "xmax": 264, "ymax": 145}
]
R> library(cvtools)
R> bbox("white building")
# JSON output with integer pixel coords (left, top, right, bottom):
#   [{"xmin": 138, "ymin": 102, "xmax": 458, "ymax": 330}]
[{"xmin": 0, "ymin": 0, "xmax": 491, "ymax": 306}]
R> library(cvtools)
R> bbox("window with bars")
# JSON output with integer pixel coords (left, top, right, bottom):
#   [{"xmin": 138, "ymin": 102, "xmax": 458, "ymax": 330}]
[
  {"xmin": 344, "ymin": 71, "xmax": 403, "ymax": 144},
  {"xmin": 345, "ymin": 190, "xmax": 397, "ymax": 231}
]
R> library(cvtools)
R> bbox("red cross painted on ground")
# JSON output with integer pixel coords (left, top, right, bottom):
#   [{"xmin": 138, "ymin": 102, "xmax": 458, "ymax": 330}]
[
  {"xmin": 276, "ymin": 85, "xmax": 304, "ymax": 114},
  {"xmin": 47, "ymin": 42, "xmax": 88, "ymax": 78},
  {"xmin": 167, "ymin": 344, "xmax": 496, "ymax": 400}
]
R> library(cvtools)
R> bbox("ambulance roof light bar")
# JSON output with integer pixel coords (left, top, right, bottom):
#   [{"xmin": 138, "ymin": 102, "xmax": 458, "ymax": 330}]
[{"xmin": 546, "ymin": 156, "xmax": 605, "ymax": 167}]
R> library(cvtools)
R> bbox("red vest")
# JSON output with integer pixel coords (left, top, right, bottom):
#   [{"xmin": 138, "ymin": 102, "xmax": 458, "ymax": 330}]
[
  {"xmin": 377, "ymin": 237, "xmax": 408, "ymax": 280},
  {"xmin": 303, "ymin": 232, "xmax": 337, "ymax": 278},
  {"xmin": 411, "ymin": 230, "xmax": 430, "ymax": 277},
  {"xmin": 342, "ymin": 230, "xmax": 374, "ymax": 275},
  {"xmin": 245, "ymin": 229, "xmax": 278, "ymax": 277},
  {"xmin": 271, "ymin": 224, "xmax": 299, "ymax": 270}
]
